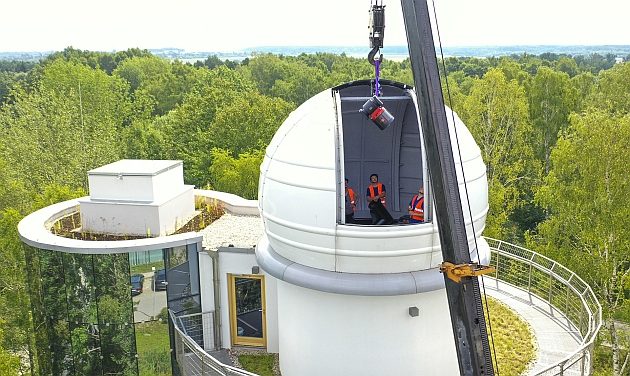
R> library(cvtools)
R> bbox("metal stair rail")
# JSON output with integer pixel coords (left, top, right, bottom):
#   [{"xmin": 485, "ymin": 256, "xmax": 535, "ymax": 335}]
[
  {"xmin": 484, "ymin": 237, "xmax": 602, "ymax": 376},
  {"xmin": 170, "ymin": 310, "xmax": 258, "ymax": 376}
]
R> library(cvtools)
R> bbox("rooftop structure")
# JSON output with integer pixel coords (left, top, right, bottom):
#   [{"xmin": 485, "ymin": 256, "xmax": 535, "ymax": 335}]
[
  {"xmin": 18, "ymin": 160, "xmax": 201, "ymax": 376},
  {"xmin": 79, "ymin": 159, "xmax": 194, "ymax": 236}
]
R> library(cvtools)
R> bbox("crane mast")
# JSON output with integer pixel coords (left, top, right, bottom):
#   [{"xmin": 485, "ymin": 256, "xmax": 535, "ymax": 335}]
[{"xmin": 398, "ymin": 0, "xmax": 495, "ymax": 374}]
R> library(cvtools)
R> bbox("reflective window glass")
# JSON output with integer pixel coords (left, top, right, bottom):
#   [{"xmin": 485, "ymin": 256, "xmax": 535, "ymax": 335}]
[
  {"xmin": 234, "ymin": 277, "xmax": 263, "ymax": 339},
  {"xmin": 64, "ymin": 253, "xmax": 98, "ymax": 324},
  {"xmin": 129, "ymin": 250, "xmax": 170, "ymax": 376},
  {"xmin": 101, "ymin": 323, "xmax": 137, "ymax": 375},
  {"xmin": 70, "ymin": 322, "xmax": 103, "ymax": 375}
]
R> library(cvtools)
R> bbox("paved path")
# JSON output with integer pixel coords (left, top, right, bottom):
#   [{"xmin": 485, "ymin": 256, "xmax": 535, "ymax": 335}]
[
  {"xmin": 133, "ymin": 272, "xmax": 167, "ymax": 323},
  {"xmin": 484, "ymin": 278, "xmax": 585, "ymax": 375}
]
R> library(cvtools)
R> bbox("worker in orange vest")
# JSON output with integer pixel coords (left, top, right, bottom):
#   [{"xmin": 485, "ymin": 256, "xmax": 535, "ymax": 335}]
[
  {"xmin": 408, "ymin": 186, "xmax": 425, "ymax": 223},
  {"xmin": 367, "ymin": 173, "xmax": 387, "ymax": 224},
  {"xmin": 345, "ymin": 178, "xmax": 356, "ymax": 224}
]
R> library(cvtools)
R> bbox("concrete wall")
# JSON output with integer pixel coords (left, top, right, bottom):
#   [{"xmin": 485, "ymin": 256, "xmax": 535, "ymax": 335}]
[
  {"xmin": 88, "ymin": 162, "xmax": 184, "ymax": 202},
  {"xmin": 80, "ymin": 186, "xmax": 194, "ymax": 236},
  {"xmin": 276, "ymin": 281, "xmax": 459, "ymax": 376}
]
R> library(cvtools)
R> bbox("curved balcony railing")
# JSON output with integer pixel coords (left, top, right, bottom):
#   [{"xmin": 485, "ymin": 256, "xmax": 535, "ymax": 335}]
[
  {"xmin": 170, "ymin": 238, "xmax": 602, "ymax": 376},
  {"xmin": 170, "ymin": 310, "xmax": 258, "ymax": 376},
  {"xmin": 484, "ymin": 237, "xmax": 602, "ymax": 376}
]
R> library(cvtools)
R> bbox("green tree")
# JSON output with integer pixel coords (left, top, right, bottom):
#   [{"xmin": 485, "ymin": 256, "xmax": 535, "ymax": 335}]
[
  {"xmin": 0, "ymin": 325, "xmax": 20, "ymax": 376},
  {"xmin": 0, "ymin": 71, "xmax": 26, "ymax": 105},
  {"xmin": 329, "ymin": 55, "xmax": 373, "ymax": 85},
  {"xmin": 0, "ymin": 210, "xmax": 32, "ymax": 375},
  {"xmin": 571, "ymin": 71, "xmax": 597, "ymax": 111},
  {"xmin": 0, "ymin": 59, "xmax": 127, "ymax": 191},
  {"xmin": 459, "ymin": 68, "xmax": 538, "ymax": 240},
  {"xmin": 209, "ymin": 91, "xmax": 294, "ymax": 155},
  {"xmin": 42, "ymin": 46, "xmax": 152, "ymax": 74},
  {"xmin": 496, "ymin": 58, "xmax": 530, "ymax": 85},
  {"xmin": 158, "ymin": 66, "xmax": 258, "ymax": 186},
  {"xmin": 208, "ymin": 148, "xmax": 264, "ymax": 199},
  {"xmin": 194, "ymin": 55, "xmax": 239, "ymax": 70},
  {"xmin": 122, "ymin": 120, "xmax": 168, "ymax": 160},
  {"xmin": 529, "ymin": 111, "xmax": 629, "ymax": 376},
  {"xmin": 555, "ymin": 56, "xmax": 579, "ymax": 77},
  {"xmin": 244, "ymin": 54, "xmax": 329, "ymax": 105},
  {"xmin": 588, "ymin": 62, "xmax": 630, "ymax": 116},
  {"xmin": 528, "ymin": 66, "xmax": 577, "ymax": 174},
  {"xmin": 0, "ymin": 158, "xmax": 30, "ymax": 212},
  {"xmin": 114, "ymin": 56, "xmax": 199, "ymax": 116}
]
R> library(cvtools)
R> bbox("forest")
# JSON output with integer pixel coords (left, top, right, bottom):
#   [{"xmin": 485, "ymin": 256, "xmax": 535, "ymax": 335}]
[{"xmin": 0, "ymin": 47, "xmax": 628, "ymax": 375}]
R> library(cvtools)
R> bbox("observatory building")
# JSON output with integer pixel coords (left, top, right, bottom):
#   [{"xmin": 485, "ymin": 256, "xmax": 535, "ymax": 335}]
[
  {"xmin": 18, "ymin": 80, "xmax": 600, "ymax": 376},
  {"xmin": 256, "ymin": 80, "xmax": 489, "ymax": 375}
]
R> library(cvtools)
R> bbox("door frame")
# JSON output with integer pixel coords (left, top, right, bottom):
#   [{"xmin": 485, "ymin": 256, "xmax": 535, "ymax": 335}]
[{"xmin": 227, "ymin": 273, "xmax": 267, "ymax": 347}]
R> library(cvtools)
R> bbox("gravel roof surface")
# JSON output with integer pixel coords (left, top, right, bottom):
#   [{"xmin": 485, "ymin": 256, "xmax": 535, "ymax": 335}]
[{"xmin": 201, "ymin": 213, "xmax": 264, "ymax": 252}]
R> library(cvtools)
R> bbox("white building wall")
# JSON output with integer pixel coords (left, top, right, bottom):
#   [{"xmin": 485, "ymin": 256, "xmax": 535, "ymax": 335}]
[
  {"xmin": 79, "ymin": 202, "xmax": 159, "ymax": 236},
  {"xmin": 156, "ymin": 187, "xmax": 195, "ymax": 234},
  {"xmin": 263, "ymin": 273, "xmax": 279, "ymax": 353},
  {"xmin": 80, "ymin": 186, "xmax": 194, "ymax": 236},
  {"xmin": 88, "ymin": 174, "xmax": 156, "ymax": 202},
  {"xmin": 277, "ymin": 280, "xmax": 460, "ymax": 376},
  {"xmin": 198, "ymin": 251, "xmax": 217, "ymax": 350},
  {"xmin": 199, "ymin": 252, "xmax": 216, "ymax": 313},
  {"xmin": 151, "ymin": 164, "xmax": 186, "ymax": 202}
]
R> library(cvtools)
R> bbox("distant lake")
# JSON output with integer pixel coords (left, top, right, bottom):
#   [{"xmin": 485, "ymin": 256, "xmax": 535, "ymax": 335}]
[
  {"xmin": 242, "ymin": 45, "xmax": 630, "ymax": 58},
  {"xmin": 165, "ymin": 45, "xmax": 630, "ymax": 65},
  {"xmin": 176, "ymin": 54, "xmax": 410, "ymax": 63},
  {"xmin": 2, "ymin": 45, "xmax": 629, "ymax": 63}
]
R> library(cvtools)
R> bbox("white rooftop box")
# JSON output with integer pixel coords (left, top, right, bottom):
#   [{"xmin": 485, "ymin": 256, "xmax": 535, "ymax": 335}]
[{"xmin": 79, "ymin": 159, "xmax": 195, "ymax": 236}]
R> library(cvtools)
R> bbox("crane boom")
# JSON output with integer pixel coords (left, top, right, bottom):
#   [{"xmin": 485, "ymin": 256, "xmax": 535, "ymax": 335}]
[{"xmin": 399, "ymin": 0, "xmax": 495, "ymax": 374}]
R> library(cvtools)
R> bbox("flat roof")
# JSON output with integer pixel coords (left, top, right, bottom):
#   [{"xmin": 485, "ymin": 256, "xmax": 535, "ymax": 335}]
[
  {"xmin": 88, "ymin": 159, "xmax": 182, "ymax": 176},
  {"xmin": 202, "ymin": 213, "xmax": 263, "ymax": 251}
]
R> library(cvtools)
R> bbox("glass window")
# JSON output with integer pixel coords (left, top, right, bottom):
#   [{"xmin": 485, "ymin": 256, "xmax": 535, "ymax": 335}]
[
  {"xmin": 25, "ymin": 243, "xmax": 200, "ymax": 376},
  {"xmin": 70, "ymin": 322, "xmax": 102, "ymax": 375},
  {"xmin": 129, "ymin": 250, "xmax": 170, "ymax": 376},
  {"xmin": 64, "ymin": 253, "xmax": 98, "ymax": 324},
  {"xmin": 95, "ymin": 253, "xmax": 134, "ymax": 325},
  {"xmin": 228, "ymin": 274, "xmax": 266, "ymax": 347},
  {"xmin": 100, "ymin": 323, "xmax": 137, "ymax": 375},
  {"xmin": 165, "ymin": 245, "xmax": 201, "ymax": 316}
]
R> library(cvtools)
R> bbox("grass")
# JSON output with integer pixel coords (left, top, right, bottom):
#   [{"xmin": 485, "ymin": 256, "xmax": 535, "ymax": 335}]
[
  {"xmin": 238, "ymin": 354, "xmax": 275, "ymax": 376},
  {"xmin": 135, "ymin": 321, "xmax": 171, "ymax": 376},
  {"xmin": 487, "ymin": 296, "xmax": 537, "ymax": 375},
  {"xmin": 130, "ymin": 260, "xmax": 164, "ymax": 274}
]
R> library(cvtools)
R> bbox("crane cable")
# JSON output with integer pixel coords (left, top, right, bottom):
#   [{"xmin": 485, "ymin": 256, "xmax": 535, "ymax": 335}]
[
  {"xmin": 368, "ymin": 0, "xmax": 386, "ymax": 96},
  {"xmin": 429, "ymin": 0, "xmax": 500, "ymax": 374}
]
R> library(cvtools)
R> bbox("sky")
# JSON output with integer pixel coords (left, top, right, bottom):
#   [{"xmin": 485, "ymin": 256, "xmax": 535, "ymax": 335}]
[{"xmin": 1, "ymin": 0, "xmax": 629, "ymax": 52}]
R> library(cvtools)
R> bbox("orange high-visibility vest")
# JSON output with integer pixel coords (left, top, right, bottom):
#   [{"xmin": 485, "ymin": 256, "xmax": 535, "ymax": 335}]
[
  {"xmin": 347, "ymin": 188, "xmax": 356, "ymax": 207},
  {"xmin": 410, "ymin": 194, "xmax": 424, "ymax": 221},
  {"xmin": 368, "ymin": 183, "xmax": 386, "ymax": 206}
]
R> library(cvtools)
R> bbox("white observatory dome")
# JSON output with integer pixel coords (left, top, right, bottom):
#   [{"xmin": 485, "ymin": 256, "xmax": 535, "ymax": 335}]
[
  {"xmin": 258, "ymin": 81, "xmax": 489, "ymax": 278},
  {"xmin": 256, "ymin": 80, "xmax": 487, "ymax": 376}
]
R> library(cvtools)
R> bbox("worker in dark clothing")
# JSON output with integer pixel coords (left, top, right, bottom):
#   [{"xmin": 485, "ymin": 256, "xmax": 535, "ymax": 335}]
[
  {"xmin": 366, "ymin": 173, "xmax": 387, "ymax": 224},
  {"xmin": 408, "ymin": 186, "xmax": 425, "ymax": 223},
  {"xmin": 345, "ymin": 178, "xmax": 356, "ymax": 224}
]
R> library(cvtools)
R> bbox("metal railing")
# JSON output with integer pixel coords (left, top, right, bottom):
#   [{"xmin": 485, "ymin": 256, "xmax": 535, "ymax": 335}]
[
  {"xmin": 484, "ymin": 237, "xmax": 602, "ymax": 376},
  {"xmin": 170, "ymin": 310, "xmax": 258, "ymax": 376}
]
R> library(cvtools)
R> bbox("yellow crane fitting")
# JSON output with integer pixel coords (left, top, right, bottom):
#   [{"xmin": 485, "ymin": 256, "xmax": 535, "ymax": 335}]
[{"xmin": 439, "ymin": 262, "xmax": 496, "ymax": 283}]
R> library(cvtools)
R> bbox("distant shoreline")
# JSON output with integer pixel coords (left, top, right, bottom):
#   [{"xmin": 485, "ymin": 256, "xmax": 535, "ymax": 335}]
[{"xmin": 2, "ymin": 45, "xmax": 629, "ymax": 62}]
